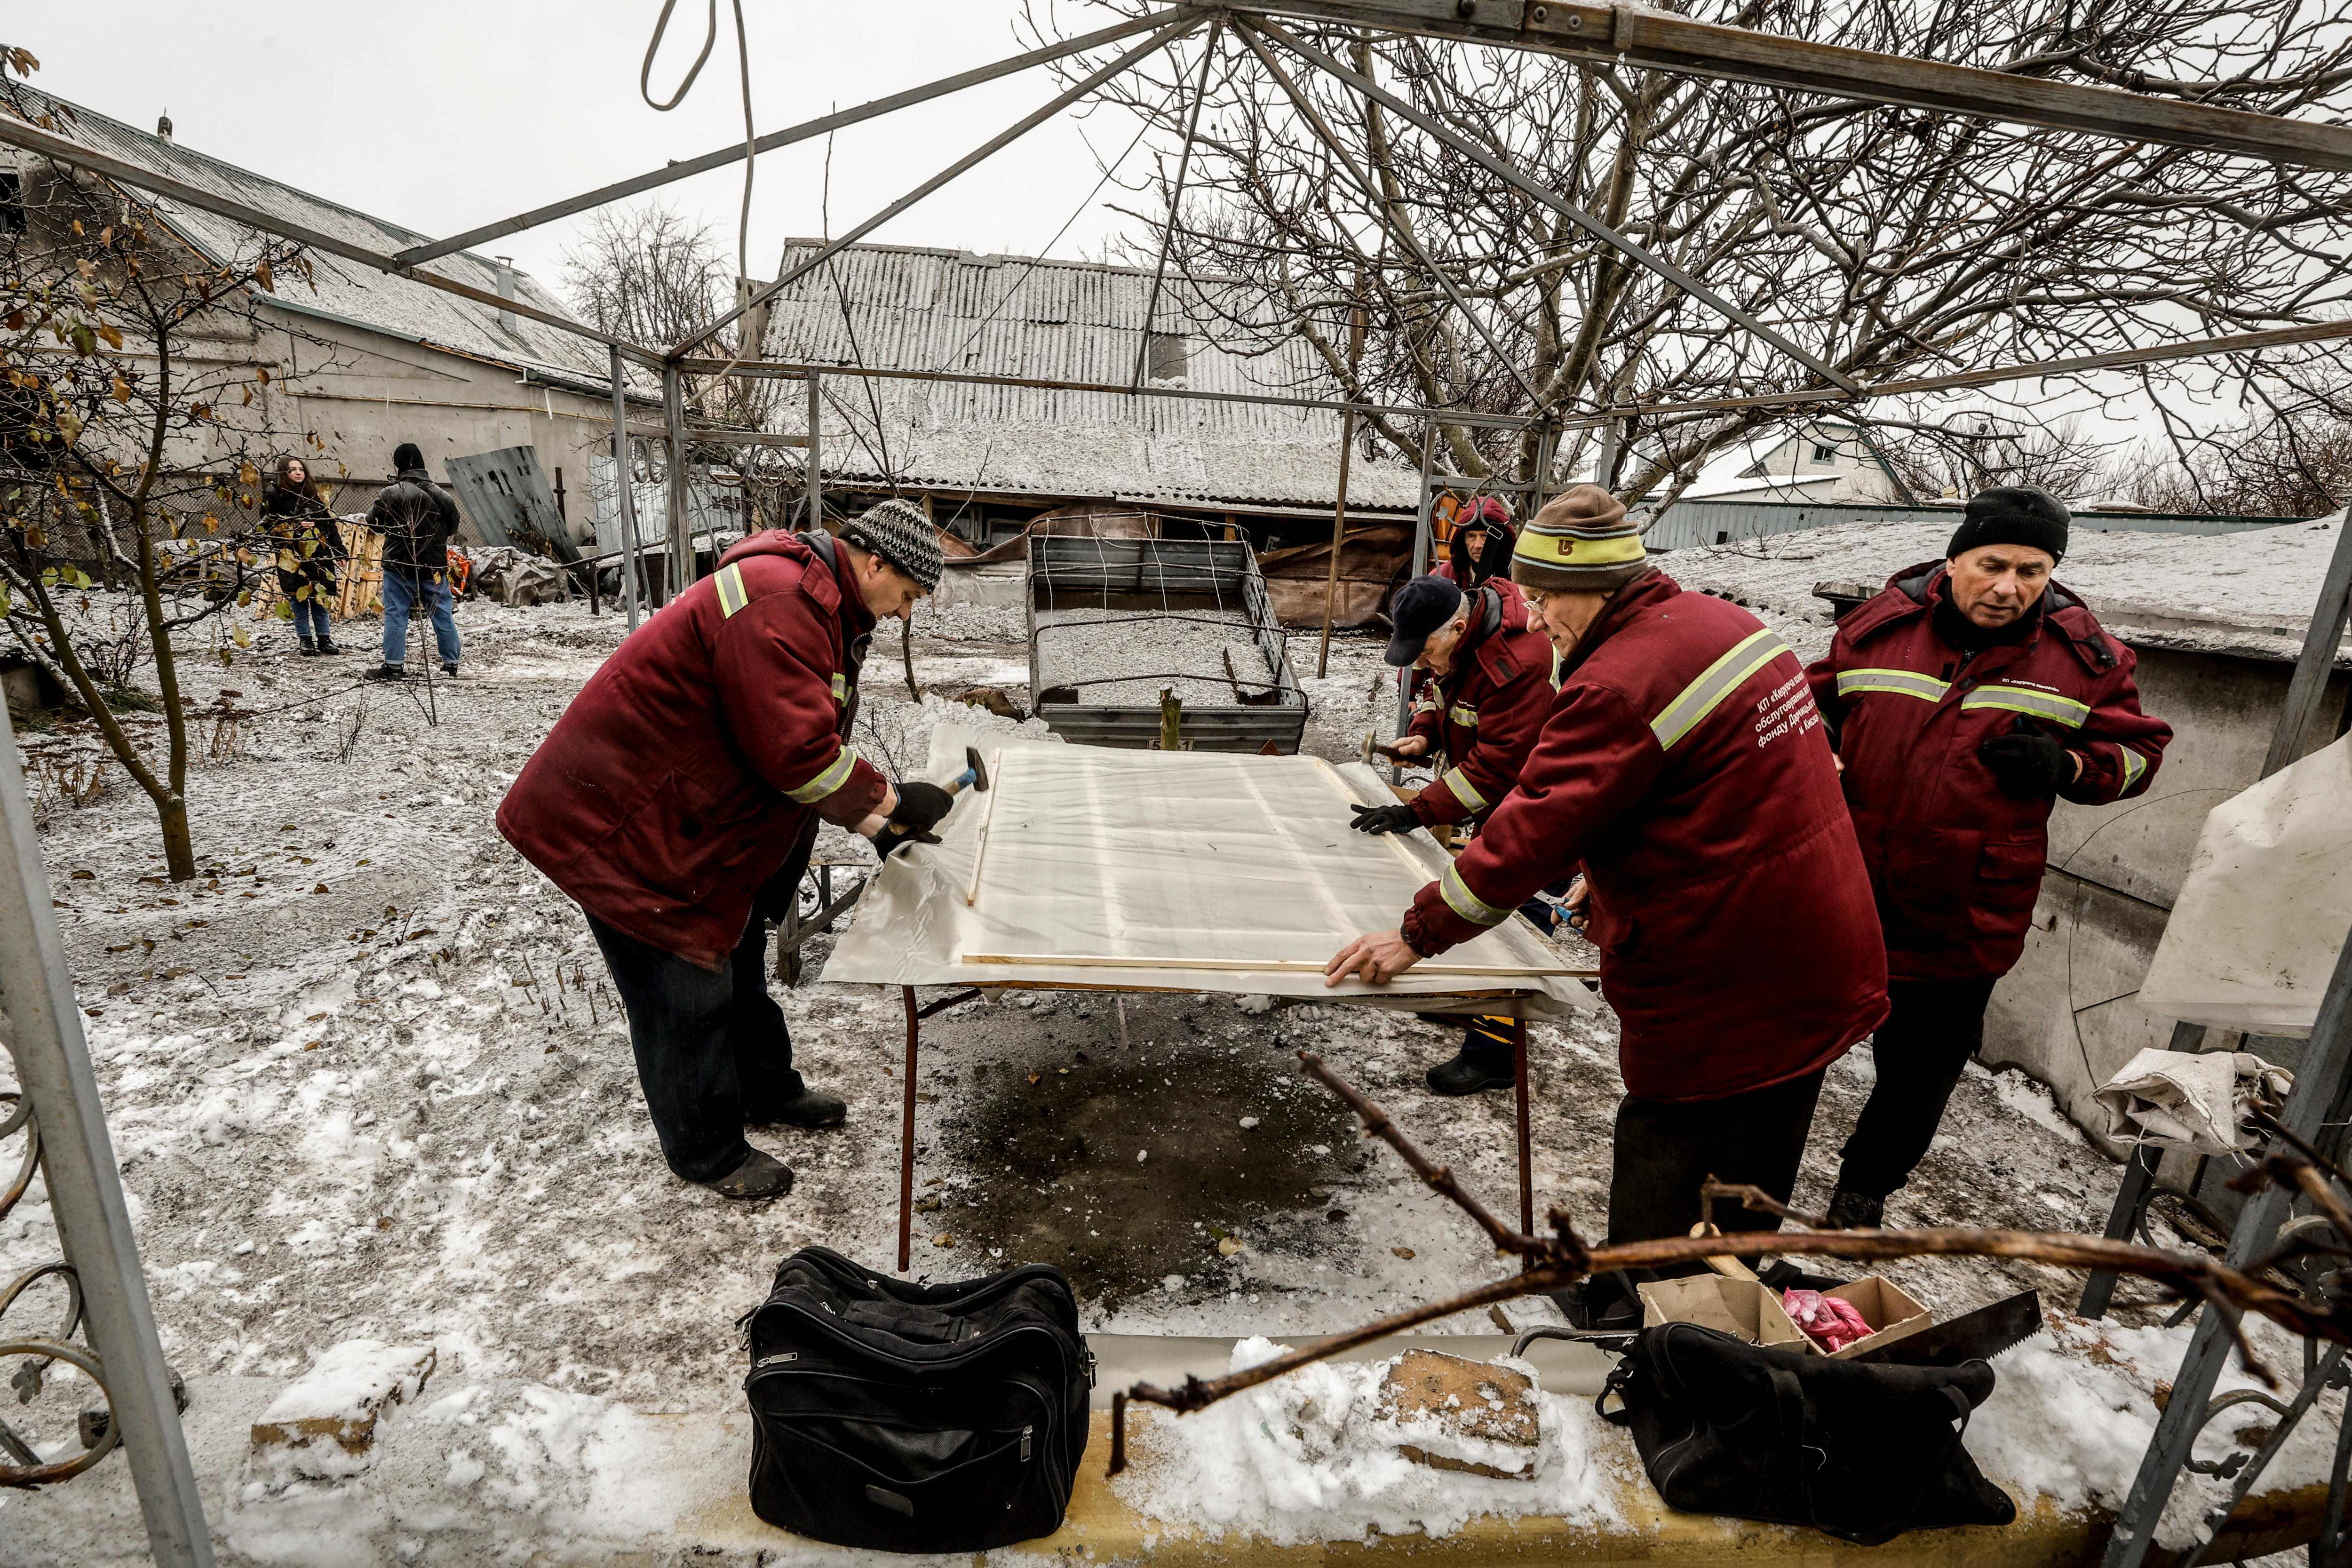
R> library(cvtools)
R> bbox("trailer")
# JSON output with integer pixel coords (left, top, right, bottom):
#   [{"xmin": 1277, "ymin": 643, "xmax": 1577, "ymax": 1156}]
[{"xmin": 1026, "ymin": 535, "xmax": 1308, "ymax": 754}]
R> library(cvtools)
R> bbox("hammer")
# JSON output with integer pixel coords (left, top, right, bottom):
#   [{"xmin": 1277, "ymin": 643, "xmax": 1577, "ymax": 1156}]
[
  {"xmin": 1359, "ymin": 729, "xmax": 1417, "ymax": 766},
  {"xmin": 883, "ymin": 745, "xmax": 991, "ymax": 846}
]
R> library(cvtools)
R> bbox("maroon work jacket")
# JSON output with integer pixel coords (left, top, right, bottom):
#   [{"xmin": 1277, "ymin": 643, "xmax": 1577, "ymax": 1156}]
[
  {"xmin": 1404, "ymin": 571, "xmax": 1887, "ymax": 1102},
  {"xmin": 1806, "ymin": 562, "xmax": 2172, "ymax": 982},
  {"xmin": 1404, "ymin": 583, "xmax": 1556, "ymax": 827},
  {"xmin": 498, "ymin": 531, "xmax": 888, "ymax": 969}
]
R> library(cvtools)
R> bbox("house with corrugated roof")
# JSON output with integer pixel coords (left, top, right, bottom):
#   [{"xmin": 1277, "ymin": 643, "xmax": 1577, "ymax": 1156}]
[
  {"xmin": 754, "ymin": 240, "xmax": 1425, "ymax": 543},
  {"xmin": 1, "ymin": 86, "xmax": 623, "ymax": 532}
]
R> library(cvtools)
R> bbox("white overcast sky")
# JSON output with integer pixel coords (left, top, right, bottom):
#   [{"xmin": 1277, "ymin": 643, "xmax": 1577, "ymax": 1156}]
[
  {"xmin": 24, "ymin": 3, "xmax": 2235, "ymax": 454},
  {"xmin": 26, "ymin": 1, "xmax": 1167, "ymax": 299}
]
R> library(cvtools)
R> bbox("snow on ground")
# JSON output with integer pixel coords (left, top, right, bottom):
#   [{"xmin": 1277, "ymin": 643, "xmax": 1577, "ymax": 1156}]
[
  {"xmin": 0, "ymin": 581, "xmax": 2327, "ymax": 1562},
  {"xmin": 1112, "ymin": 1337, "xmax": 1630, "ymax": 1545}
]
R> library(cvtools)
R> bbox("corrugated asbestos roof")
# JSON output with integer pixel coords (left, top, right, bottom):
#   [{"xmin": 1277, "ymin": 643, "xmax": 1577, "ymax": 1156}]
[
  {"xmin": 758, "ymin": 241, "xmax": 1422, "ymax": 512},
  {"xmin": 6, "ymin": 88, "xmax": 610, "ymax": 391}
]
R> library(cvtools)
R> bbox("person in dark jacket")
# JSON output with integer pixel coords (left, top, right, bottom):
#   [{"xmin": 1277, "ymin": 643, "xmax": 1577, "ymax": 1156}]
[
  {"xmin": 1328, "ymin": 485, "xmax": 1887, "ymax": 1326},
  {"xmin": 1433, "ymin": 496, "xmax": 1514, "ymax": 590},
  {"xmin": 498, "ymin": 499, "xmax": 955, "ymax": 1201},
  {"xmin": 363, "ymin": 442, "xmax": 464, "ymax": 680},
  {"xmin": 1353, "ymin": 572, "xmax": 1558, "ymax": 1094},
  {"xmin": 1807, "ymin": 487, "xmax": 2171, "ymax": 1229},
  {"xmin": 262, "ymin": 456, "xmax": 347, "ymax": 655}
]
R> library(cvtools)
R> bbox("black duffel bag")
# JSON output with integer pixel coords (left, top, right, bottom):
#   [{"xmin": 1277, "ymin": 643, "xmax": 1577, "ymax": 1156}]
[
  {"xmin": 741, "ymin": 1247, "xmax": 1092, "ymax": 1552},
  {"xmin": 1597, "ymin": 1322, "xmax": 2015, "ymax": 1544}
]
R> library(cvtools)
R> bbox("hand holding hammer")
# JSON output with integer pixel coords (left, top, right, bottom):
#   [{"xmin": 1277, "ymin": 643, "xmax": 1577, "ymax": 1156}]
[
  {"xmin": 1360, "ymin": 729, "xmax": 1430, "ymax": 766},
  {"xmin": 873, "ymin": 745, "xmax": 991, "ymax": 856}
]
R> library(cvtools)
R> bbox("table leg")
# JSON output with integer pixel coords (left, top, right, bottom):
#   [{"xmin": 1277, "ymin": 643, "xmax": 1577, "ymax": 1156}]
[
  {"xmin": 899, "ymin": 985, "xmax": 918, "ymax": 1273},
  {"xmin": 1514, "ymin": 1015, "xmax": 1534, "ymax": 1263}
]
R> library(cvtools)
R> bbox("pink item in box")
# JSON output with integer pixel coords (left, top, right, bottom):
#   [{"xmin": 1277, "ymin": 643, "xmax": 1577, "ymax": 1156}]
[{"xmin": 1782, "ymin": 1288, "xmax": 1875, "ymax": 1352}]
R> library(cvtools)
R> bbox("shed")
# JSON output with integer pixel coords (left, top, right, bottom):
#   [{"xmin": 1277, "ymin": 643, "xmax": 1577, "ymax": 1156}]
[
  {"xmin": 1, "ymin": 87, "xmax": 630, "ymax": 547},
  {"xmin": 754, "ymin": 240, "xmax": 1423, "ymax": 544}
]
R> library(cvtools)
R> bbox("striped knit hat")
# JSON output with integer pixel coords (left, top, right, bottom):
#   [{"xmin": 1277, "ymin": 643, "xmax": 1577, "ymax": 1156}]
[
  {"xmin": 841, "ymin": 498, "xmax": 944, "ymax": 591},
  {"xmin": 1510, "ymin": 485, "xmax": 1647, "ymax": 592}
]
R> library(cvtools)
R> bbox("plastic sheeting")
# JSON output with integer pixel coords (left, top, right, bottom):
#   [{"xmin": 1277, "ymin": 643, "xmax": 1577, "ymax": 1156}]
[
  {"xmin": 2092, "ymin": 1048, "xmax": 2293, "ymax": 1156},
  {"xmin": 823, "ymin": 725, "xmax": 1596, "ymax": 1017},
  {"xmin": 2140, "ymin": 731, "xmax": 2352, "ymax": 1038}
]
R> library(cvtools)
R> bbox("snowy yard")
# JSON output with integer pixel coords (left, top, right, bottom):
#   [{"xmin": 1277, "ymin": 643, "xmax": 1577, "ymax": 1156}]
[{"xmin": 0, "ymin": 584, "xmax": 2328, "ymax": 1563}]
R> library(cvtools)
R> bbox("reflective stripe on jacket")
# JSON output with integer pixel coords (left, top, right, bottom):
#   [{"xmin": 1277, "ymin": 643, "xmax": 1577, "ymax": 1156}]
[
  {"xmin": 1403, "ymin": 583, "xmax": 1555, "ymax": 826},
  {"xmin": 1805, "ymin": 560, "xmax": 2173, "ymax": 982},
  {"xmin": 1403, "ymin": 571, "xmax": 1887, "ymax": 1102},
  {"xmin": 497, "ymin": 530, "xmax": 887, "ymax": 969}
]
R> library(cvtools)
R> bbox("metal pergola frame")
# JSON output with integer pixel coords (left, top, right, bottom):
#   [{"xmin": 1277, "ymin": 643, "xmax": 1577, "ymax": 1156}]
[{"xmin": 6, "ymin": 7, "xmax": 2352, "ymax": 1563}]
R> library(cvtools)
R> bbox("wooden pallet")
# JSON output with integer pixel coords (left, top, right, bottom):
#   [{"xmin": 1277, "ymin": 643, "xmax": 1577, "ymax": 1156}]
[{"xmin": 246, "ymin": 524, "xmax": 384, "ymax": 619}]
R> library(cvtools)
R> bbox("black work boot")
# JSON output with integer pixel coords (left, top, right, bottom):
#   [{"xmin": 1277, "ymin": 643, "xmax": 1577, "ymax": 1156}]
[
  {"xmin": 1551, "ymin": 1276, "xmax": 1644, "ymax": 1333},
  {"xmin": 296, "ymin": 637, "xmax": 319, "ymax": 657},
  {"xmin": 751, "ymin": 1085, "xmax": 847, "ymax": 1130},
  {"xmin": 1425, "ymin": 1048, "xmax": 1516, "ymax": 1097},
  {"xmin": 317, "ymin": 636, "xmax": 343, "ymax": 655},
  {"xmin": 1825, "ymin": 1187, "xmax": 1885, "ymax": 1230},
  {"xmin": 363, "ymin": 662, "xmax": 405, "ymax": 682},
  {"xmin": 706, "ymin": 1148, "xmax": 795, "ymax": 1201}
]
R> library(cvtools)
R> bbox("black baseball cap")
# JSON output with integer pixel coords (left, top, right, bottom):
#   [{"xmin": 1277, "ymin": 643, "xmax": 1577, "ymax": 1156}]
[{"xmin": 1385, "ymin": 575, "xmax": 1466, "ymax": 666}]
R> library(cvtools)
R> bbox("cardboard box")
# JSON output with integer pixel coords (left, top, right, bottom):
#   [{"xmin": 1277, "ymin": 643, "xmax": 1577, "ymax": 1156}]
[
  {"xmin": 1818, "ymin": 1276, "xmax": 1932, "ymax": 1359},
  {"xmin": 1637, "ymin": 1274, "xmax": 1810, "ymax": 1349}
]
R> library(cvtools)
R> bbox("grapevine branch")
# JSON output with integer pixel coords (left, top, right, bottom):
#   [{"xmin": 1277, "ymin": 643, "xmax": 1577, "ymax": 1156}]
[{"xmin": 1103, "ymin": 1051, "xmax": 2352, "ymax": 1476}]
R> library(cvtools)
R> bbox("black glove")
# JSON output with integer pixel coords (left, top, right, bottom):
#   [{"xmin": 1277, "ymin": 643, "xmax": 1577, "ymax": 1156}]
[
  {"xmin": 878, "ymin": 780, "xmax": 955, "ymax": 855},
  {"xmin": 1978, "ymin": 717, "xmax": 2077, "ymax": 799},
  {"xmin": 1350, "ymin": 802, "xmax": 1423, "ymax": 836}
]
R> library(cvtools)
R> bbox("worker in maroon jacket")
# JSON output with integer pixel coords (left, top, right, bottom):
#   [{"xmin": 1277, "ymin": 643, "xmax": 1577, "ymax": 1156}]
[
  {"xmin": 499, "ymin": 500, "xmax": 952, "ymax": 1202},
  {"xmin": 1432, "ymin": 496, "xmax": 1515, "ymax": 591},
  {"xmin": 1808, "ymin": 487, "xmax": 2171, "ymax": 1230},
  {"xmin": 1328, "ymin": 486, "xmax": 1887, "ymax": 1327},
  {"xmin": 1351, "ymin": 572, "xmax": 1558, "ymax": 1095}
]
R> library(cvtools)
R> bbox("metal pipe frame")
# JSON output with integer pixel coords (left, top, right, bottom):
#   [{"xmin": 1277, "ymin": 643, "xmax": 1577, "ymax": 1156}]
[
  {"xmin": 606, "ymin": 345, "xmax": 644, "ymax": 630},
  {"xmin": 0, "ymin": 117, "xmax": 666, "ymax": 365},
  {"xmin": 11, "ymin": 103, "xmax": 2345, "ymax": 434},
  {"xmin": 662, "ymin": 363, "xmax": 692, "ymax": 599},
  {"xmin": 675, "ymin": 354, "xmax": 1546, "ymax": 426},
  {"xmin": 2100, "ymin": 915, "xmax": 2352, "ymax": 1568},
  {"xmin": 1133, "ymin": 21, "xmax": 1227, "ymax": 389},
  {"xmin": 1232, "ymin": 20, "xmax": 1548, "ymax": 410},
  {"xmin": 805, "ymin": 374, "xmax": 824, "ymax": 531},
  {"xmin": 0, "ymin": 705, "xmax": 212, "ymax": 1565},
  {"xmin": 1253, "ymin": 16, "xmax": 1867, "ymax": 396},
  {"xmin": 668, "ymin": 17, "xmax": 1205, "ymax": 360},
  {"xmin": 392, "ymin": 8, "xmax": 1190, "ymax": 270},
  {"xmin": 1213, "ymin": 0, "xmax": 2352, "ymax": 173}
]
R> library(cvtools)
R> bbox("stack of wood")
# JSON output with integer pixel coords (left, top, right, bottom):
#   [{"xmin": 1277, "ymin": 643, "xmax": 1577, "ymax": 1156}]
[{"xmin": 245, "ymin": 522, "xmax": 385, "ymax": 619}]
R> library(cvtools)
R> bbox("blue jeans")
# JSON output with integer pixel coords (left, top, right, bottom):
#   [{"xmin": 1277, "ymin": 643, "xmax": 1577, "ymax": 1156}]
[
  {"xmin": 291, "ymin": 594, "xmax": 332, "ymax": 644},
  {"xmin": 381, "ymin": 569, "xmax": 459, "ymax": 669}
]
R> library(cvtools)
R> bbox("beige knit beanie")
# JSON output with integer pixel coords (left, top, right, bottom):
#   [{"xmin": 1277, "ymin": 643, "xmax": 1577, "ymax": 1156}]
[{"xmin": 1510, "ymin": 485, "xmax": 1647, "ymax": 592}]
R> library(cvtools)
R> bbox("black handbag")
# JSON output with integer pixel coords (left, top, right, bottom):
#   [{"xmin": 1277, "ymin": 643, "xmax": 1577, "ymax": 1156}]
[
  {"xmin": 1597, "ymin": 1322, "xmax": 2016, "ymax": 1544},
  {"xmin": 740, "ymin": 1247, "xmax": 1093, "ymax": 1552}
]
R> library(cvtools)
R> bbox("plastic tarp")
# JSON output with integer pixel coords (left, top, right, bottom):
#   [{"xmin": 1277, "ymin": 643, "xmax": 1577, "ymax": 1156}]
[
  {"xmin": 2140, "ymin": 731, "xmax": 2352, "ymax": 1038},
  {"xmin": 2092, "ymin": 1048, "xmax": 2293, "ymax": 1156},
  {"xmin": 823, "ymin": 725, "xmax": 1596, "ymax": 1017}
]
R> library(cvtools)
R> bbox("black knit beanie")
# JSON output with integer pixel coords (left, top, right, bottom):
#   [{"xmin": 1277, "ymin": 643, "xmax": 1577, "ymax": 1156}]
[
  {"xmin": 392, "ymin": 442, "xmax": 426, "ymax": 473},
  {"xmin": 1947, "ymin": 485, "xmax": 2069, "ymax": 563}
]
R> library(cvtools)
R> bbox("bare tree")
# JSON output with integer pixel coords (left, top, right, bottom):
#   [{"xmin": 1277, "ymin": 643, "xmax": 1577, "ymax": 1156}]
[
  {"xmin": 2127, "ymin": 384, "xmax": 2352, "ymax": 516},
  {"xmin": 1, "ymin": 54, "xmax": 317, "ymax": 880},
  {"xmin": 1045, "ymin": 1, "xmax": 2352, "ymax": 511},
  {"xmin": 563, "ymin": 202, "xmax": 772, "ymax": 430},
  {"xmin": 1883, "ymin": 414, "xmax": 2125, "ymax": 503}
]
